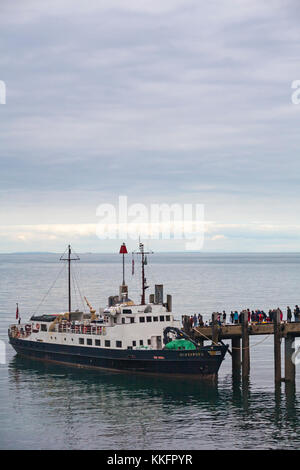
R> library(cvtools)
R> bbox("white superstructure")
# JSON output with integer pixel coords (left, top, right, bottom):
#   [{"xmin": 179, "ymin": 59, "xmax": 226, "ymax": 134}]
[{"xmin": 10, "ymin": 301, "xmax": 181, "ymax": 351}]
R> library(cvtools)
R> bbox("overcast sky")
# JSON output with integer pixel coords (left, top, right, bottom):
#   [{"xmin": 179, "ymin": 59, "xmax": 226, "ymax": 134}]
[{"xmin": 1, "ymin": 0, "xmax": 300, "ymax": 252}]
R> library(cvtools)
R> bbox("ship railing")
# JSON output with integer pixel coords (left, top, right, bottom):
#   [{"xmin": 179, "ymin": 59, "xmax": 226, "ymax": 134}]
[
  {"xmin": 52, "ymin": 324, "xmax": 107, "ymax": 336},
  {"xmin": 9, "ymin": 324, "xmax": 32, "ymax": 339}
]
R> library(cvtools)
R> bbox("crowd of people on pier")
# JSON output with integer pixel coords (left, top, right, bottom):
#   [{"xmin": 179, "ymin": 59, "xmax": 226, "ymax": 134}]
[{"xmin": 183, "ymin": 305, "xmax": 300, "ymax": 328}]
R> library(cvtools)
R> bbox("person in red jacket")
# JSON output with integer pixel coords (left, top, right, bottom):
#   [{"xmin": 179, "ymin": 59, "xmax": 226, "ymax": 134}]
[
  {"xmin": 279, "ymin": 309, "xmax": 283, "ymax": 321},
  {"xmin": 247, "ymin": 309, "xmax": 251, "ymax": 322}
]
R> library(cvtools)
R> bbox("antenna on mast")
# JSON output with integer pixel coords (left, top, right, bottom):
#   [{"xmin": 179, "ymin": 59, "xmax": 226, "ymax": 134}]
[{"xmin": 60, "ymin": 245, "xmax": 80, "ymax": 313}]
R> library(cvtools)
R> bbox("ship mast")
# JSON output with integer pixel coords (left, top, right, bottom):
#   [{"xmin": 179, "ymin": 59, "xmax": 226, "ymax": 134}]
[
  {"xmin": 134, "ymin": 241, "xmax": 153, "ymax": 305},
  {"xmin": 60, "ymin": 245, "xmax": 80, "ymax": 313},
  {"xmin": 119, "ymin": 242, "xmax": 128, "ymax": 285},
  {"xmin": 119, "ymin": 242, "xmax": 129, "ymax": 302}
]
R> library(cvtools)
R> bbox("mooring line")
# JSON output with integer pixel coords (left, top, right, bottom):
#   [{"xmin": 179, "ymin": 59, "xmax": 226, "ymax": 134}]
[{"xmin": 192, "ymin": 327, "xmax": 272, "ymax": 350}]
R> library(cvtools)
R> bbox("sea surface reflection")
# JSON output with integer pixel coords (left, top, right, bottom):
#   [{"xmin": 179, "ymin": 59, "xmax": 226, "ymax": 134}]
[{"xmin": 3, "ymin": 356, "xmax": 299, "ymax": 450}]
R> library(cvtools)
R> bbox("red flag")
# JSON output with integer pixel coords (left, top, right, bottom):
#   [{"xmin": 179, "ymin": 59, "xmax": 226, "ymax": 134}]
[{"xmin": 16, "ymin": 303, "xmax": 19, "ymax": 320}]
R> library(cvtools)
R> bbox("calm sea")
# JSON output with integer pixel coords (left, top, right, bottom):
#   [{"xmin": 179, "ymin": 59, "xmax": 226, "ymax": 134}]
[{"xmin": 0, "ymin": 252, "xmax": 300, "ymax": 450}]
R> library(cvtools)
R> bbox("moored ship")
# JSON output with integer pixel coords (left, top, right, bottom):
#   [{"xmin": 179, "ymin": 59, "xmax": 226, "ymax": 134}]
[{"xmin": 8, "ymin": 243, "xmax": 228, "ymax": 378}]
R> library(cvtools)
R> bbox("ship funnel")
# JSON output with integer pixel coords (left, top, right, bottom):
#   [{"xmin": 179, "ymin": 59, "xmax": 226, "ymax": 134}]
[
  {"xmin": 155, "ymin": 284, "xmax": 163, "ymax": 304},
  {"xmin": 166, "ymin": 294, "xmax": 172, "ymax": 312}
]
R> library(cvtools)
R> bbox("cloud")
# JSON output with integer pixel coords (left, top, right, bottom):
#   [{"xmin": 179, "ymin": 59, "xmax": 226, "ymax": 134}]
[
  {"xmin": 0, "ymin": 0, "xmax": 191, "ymax": 25},
  {"xmin": 211, "ymin": 234, "xmax": 227, "ymax": 241},
  {"xmin": 0, "ymin": 0, "xmax": 300, "ymax": 251},
  {"xmin": 0, "ymin": 219, "xmax": 300, "ymax": 253}
]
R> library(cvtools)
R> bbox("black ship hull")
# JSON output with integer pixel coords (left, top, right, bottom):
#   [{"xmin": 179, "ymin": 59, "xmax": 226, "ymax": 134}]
[{"xmin": 9, "ymin": 336, "xmax": 228, "ymax": 379}]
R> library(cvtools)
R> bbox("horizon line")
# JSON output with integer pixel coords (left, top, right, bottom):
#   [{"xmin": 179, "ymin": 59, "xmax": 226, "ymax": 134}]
[{"xmin": 1, "ymin": 250, "xmax": 300, "ymax": 255}]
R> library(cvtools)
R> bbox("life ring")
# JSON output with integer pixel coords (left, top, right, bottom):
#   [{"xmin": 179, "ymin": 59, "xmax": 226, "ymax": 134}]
[{"xmin": 36, "ymin": 323, "xmax": 40, "ymax": 330}]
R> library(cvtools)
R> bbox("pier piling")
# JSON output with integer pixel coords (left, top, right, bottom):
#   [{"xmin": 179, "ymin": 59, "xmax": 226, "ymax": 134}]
[
  {"xmin": 274, "ymin": 309, "xmax": 282, "ymax": 385},
  {"xmin": 231, "ymin": 337, "xmax": 241, "ymax": 377},
  {"xmin": 284, "ymin": 334, "xmax": 295, "ymax": 383},
  {"xmin": 241, "ymin": 311, "xmax": 250, "ymax": 380},
  {"xmin": 212, "ymin": 313, "xmax": 219, "ymax": 345}
]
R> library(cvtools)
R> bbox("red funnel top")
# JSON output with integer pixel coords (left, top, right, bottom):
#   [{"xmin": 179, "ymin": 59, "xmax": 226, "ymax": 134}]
[{"xmin": 119, "ymin": 243, "xmax": 128, "ymax": 254}]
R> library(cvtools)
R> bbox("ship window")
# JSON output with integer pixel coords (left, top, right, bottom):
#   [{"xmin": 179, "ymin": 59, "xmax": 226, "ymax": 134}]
[
  {"xmin": 123, "ymin": 309, "xmax": 132, "ymax": 314},
  {"xmin": 79, "ymin": 338, "xmax": 84, "ymax": 345},
  {"xmin": 166, "ymin": 315, "xmax": 171, "ymax": 321},
  {"xmin": 122, "ymin": 318, "xmax": 125, "ymax": 324},
  {"xmin": 146, "ymin": 317, "xmax": 152, "ymax": 322},
  {"xmin": 105, "ymin": 340, "xmax": 110, "ymax": 347},
  {"xmin": 116, "ymin": 341, "xmax": 122, "ymax": 348},
  {"xmin": 132, "ymin": 341, "xmax": 136, "ymax": 346},
  {"xmin": 160, "ymin": 316, "xmax": 165, "ymax": 321},
  {"xmin": 41, "ymin": 324, "xmax": 47, "ymax": 332},
  {"xmin": 130, "ymin": 318, "xmax": 135, "ymax": 324},
  {"xmin": 139, "ymin": 317, "xmax": 145, "ymax": 323},
  {"xmin": 114, "ymin": 317, "xmax": 117, "ymax": 323},
  {"xmin": 139, "ymin": 340, "xmax": 143, "ymax": 346},
  {"xmin": 147, "ymin": 339, "xmax": 151, "ymax": 345},
  {"xmin": 95, "ymin": 339, "xmax": 101, "ymax": 346},
  {"xmin": 153, "ymin": 317, "xmax": 158, "ymax": 322},
  {"xmin": 87, "ymin": 338, "xmax": 92, "ymax": 345}
]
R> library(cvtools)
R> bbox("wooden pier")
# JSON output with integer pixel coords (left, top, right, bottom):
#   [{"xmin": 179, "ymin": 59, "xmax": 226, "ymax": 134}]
[{"xmin": 187, "ymin": 310, "xmax": 300, "ymax": 387}]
